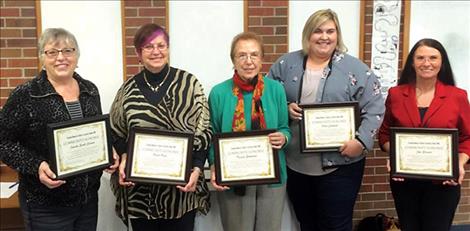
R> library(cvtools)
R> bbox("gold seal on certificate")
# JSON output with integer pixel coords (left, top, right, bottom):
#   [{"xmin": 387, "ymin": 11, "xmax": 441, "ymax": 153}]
[
  {"xmin": 125, "ymin": 127, "xmax": 193, "ymax": 185},
  {"xmin": 47, "ymin": 115, "xmax": 113, "ymax": 179},
  {"xmin": 214, "ymin": 130, "xmax": 280, "ymax": 186},
  {"xmin": 390, "ymin": 127, "xmax": 458, "ymax": 180},
  {"xmin": 300, "ymin": 102, "xmax": 359, "ymax": 153}
]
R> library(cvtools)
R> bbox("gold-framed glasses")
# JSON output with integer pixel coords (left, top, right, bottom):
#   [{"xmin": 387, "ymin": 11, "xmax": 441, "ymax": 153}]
[
  {"xmin": 142, "ymin": 43, "xmax": 168, "ymax": 53},
  {"xmin": 44, "ymin": 48, "xmax": 76, "ymax": 58},
  {"xmin": 236, "ymin": 52, "xmax": 261, "ymax": 62}
]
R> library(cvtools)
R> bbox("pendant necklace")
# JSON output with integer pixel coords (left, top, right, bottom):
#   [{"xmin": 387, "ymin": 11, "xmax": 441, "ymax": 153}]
[{"xmin": 143, "ymin": 67, "xmax": 170, "ymax": 92}]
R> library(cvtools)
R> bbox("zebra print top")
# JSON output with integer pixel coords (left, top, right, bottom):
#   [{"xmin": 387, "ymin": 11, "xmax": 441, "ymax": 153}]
[{"xmin": 109, "ymin": 66, "xmax": 212, "ymax": 221}]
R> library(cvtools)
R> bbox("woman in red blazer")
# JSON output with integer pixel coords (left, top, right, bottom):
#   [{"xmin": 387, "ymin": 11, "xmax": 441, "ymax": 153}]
[{"xmin": 379, "ymin": 38, "xmax": 470, "ymax": 231}]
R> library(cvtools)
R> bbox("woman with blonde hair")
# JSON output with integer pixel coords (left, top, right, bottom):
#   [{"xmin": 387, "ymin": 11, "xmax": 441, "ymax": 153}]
[{"xmin": 268, "ymin": 9, "xmax": 385, "ymax": 230}]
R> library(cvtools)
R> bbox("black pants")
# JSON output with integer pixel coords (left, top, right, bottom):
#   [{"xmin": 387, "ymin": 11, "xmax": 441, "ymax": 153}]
[
  {"xmin": 287, "ymin": 159, "xmax": 365, "ymax": 231},
  {"xmin": 19, "ymin": 195, "xmax": 98, "ymax": 231},
  {"xmin": 390, "ymin": 180, "xmax": 460, "ymax": 231},
  {"xmin": 131, "ymin": 209, "xmax": 196, "ymax": 231}
]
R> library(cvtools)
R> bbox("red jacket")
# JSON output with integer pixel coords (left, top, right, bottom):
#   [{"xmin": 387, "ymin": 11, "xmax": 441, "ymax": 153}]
[{"xmin": 378, "ymin": 81, "xmax": 470, "ymax": 157}]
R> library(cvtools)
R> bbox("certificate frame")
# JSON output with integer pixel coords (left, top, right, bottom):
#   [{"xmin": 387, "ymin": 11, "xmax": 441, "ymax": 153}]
[
  {"xmin": 214, "ymin": 129, "xmax": 280, "ymax": 186},
  {"xmin": 390, "ymin": 127, "xmax": 458, "ymax": 181},
  {"xmin": 47, "ymin": 114, "xmax": 113, "ymax": 179},
  {"xmin": 300, "ymin": 102, "xmax": 359, "ymax": 153},
  {"xmin": 126, "ymin": 127, "xmax": 193, "ymax": 185}
]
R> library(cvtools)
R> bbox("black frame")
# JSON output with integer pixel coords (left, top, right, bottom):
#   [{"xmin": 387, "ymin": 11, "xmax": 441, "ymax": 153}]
[
  {"xmin": 300, "ymin": 102, "xmax": 359, "ymax": 153},
  {"xmin": 126, "ymin": 127, "xmax": 193, "ymax": 185},
  {"xmin": 47, "ymin": 114, "xmax": 113, "ymax": 179},
  {"xmin": 214, "ymin": 129, "xmax": 280, "ymax": 186},
  {"xmin": 390, "ymin": 127, "xmax": 458, "ymax": 181}
]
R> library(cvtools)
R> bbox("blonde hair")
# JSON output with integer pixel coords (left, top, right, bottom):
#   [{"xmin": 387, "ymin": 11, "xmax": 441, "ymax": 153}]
[{"xmin": 301, "ymin": 9, "xmax": 347, "ymax": 55}]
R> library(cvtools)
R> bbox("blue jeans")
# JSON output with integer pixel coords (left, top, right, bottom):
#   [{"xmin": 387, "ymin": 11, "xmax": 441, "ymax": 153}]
[
  {"xmin": 287, "ymin": 158, "xmax": 365, "ymax": 231},
  {"xmin": 19, "ymin": 195, "xmax": 98, "ymax": 231}
]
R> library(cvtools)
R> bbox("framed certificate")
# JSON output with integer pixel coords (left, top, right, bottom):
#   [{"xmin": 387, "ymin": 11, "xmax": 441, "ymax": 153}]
[
  {"xmin": 390, "ymin": 127, "xmax": 458, "ymax": 180},
  {"xmin": 47, "ymin": 114, "xmax": 113, "ymax": 179},
  {"xmin": 300, "ymin": 102, "xmax": 359, "ymax": 153},
  {"xmin": 214, "ymin": 129, "xmax": 280, "ymax": 186},
  {"xmin": 126, "ymin": 127, "xmax": 193, "ymax": 185}
]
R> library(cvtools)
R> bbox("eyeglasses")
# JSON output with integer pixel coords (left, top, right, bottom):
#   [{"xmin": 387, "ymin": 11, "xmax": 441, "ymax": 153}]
[
  {"xmin": 414, "ymin": 55, "xmax": 440, "ymax": 64},
  {"xmin": 236, "ymin": 53, "xmax": 261, "ymax": 62},
  {"xmin": 44, "ymin": 48, "xmax": 76, "ymax": 58},
  {"xmin": 142, "ymin": 43, "xmax": 168, "ymax": 53}
]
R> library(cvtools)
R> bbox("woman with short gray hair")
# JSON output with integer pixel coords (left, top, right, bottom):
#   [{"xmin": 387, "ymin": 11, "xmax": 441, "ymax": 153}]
[{"xmin": 0, "ymin": 28, "xmax": 118, "ymax": 231}]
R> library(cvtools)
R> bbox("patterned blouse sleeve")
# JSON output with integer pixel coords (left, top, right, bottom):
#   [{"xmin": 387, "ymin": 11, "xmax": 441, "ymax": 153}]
[
  {"xmin": 355, "ymin": 70, "xmax": 386, "ymax": 150},
  {"xmin": 191, "ymin": 77, "xmax": 213, "ymax": 169},
  {"xmin": 109, "ymin": 84, "xmax": 129, "ymax": 155}
]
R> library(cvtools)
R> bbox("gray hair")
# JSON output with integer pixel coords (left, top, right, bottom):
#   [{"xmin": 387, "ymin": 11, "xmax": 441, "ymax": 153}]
[
  {"xmin": 301, "ymin": 9, "xmax": 347, "ymax": 55},
  {"xmin": 38, "ymin": 28, "xmax": 80, "ymax": 61}
]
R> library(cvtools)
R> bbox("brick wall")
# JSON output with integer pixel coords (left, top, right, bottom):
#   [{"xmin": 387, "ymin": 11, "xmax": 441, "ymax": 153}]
[
  {"xmin": 122, "ymin": 0, "xmax": 167, "ymax": 80},
  {"xmin": 246, "ymin": 0, "xmax": 288, "ymax": 74},
  {"xmin": 0, "ymin": 0, "xmax": 38, "ymax": 108},
  {"xmin": 353, "ymin": 0, "xmax": 398, "ymax": 222}
]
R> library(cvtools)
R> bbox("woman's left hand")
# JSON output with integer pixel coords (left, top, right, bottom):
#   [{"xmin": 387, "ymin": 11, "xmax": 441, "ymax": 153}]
[
  {"xmin": 340, "ymin": 139, "xmax": 364, "ymax": 158},
  {"xmin": 177, "ymin": 167, "xmax": 201, "ymax": 192},
  {"xmin": 443, "ymin": 153, "xmax": 469, "ymax": 186},
  {"xmin": 104, "ymin": 148, "xmax": 119, "ymax": 174},
  {"xmin": 268, "ymin": 132, "xmax": 286, "ymax": 149}
]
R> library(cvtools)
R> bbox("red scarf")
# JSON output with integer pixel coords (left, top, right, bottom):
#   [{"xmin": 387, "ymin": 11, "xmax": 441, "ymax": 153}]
[{"xmin": 232, "ymin": 71, "xmax": 266, "ymax": 131}]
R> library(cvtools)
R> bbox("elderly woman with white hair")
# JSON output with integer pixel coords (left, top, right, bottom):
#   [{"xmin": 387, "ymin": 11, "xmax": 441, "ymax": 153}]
[{"xmin": 0, "ymin": 28, "xmax": 118, "ymax": 231}]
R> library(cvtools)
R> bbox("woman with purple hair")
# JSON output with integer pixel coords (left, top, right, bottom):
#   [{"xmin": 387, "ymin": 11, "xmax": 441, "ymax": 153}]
[{"xmin": 109, "ymin": 23, "xmax": 212, "ymax": 231}]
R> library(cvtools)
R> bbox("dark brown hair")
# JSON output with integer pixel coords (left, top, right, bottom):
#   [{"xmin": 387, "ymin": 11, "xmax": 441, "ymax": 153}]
[{"xmin": 399, "ymin": 38, "xmax": 455, "ymax": 86}]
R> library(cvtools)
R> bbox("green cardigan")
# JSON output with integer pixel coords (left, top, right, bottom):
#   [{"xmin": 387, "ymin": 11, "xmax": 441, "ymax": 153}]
[{"xmin": 208, "ymin": 76, "xmax": 291, "ymax": 185}]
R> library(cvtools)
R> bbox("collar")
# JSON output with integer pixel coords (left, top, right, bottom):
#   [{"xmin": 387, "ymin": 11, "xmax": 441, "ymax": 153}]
[
  {"xmin": 143, "ymin": 64, "xmax": 170, "ymax": 86},
  {"xmin": 30, "ymin": 70, "xmax": 98, "ymax": 98},
  {"xmin": 402, "ymin": 80, "xmax": 448, "ymax": 98},
  {"xmin": 402, "ymin": 80, "xmax": 449, "ymax": 127},
  {"xmin": 303, "ymin": 50, "xmax": 344, "ymax": 77}
]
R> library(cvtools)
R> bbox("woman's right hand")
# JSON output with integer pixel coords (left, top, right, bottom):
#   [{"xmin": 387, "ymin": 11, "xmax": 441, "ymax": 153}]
[
  {"xmin": 38, "ymin": 161, "xmax": 66, "ymax": 189},
  {"xmin": 386, "ymin": 159, "xmax": 404, "ymax": 182},
  {"xmin": 118, "ymin": 153, "xmax": 134, "ymax": 187},
  {"xmin": 210, "ymin": 165, "xmax": 229, "ymax": 191},
  {"xmin": 288, "ymin": 103, "xmax": 302, "ymax": 120}
]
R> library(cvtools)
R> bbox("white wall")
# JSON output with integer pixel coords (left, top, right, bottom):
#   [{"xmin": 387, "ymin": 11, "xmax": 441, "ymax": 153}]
[
  {"xmin": 169, "ymin": 1, "xmax": 244, "ymax": 95},
  {"xmin": 289, "ymin": 1, "xmax": 361, "ymax": 57},
  {"xmin": 40, "ymin": 1, "xmax": 126, "ymax": 231},
  {"xmin": 410, "ymin": 1, "xmax": 470, "ymax": 95},
  {"xmin": 40, "ymin": 1, "xmax": 124, "ymax": 113}
]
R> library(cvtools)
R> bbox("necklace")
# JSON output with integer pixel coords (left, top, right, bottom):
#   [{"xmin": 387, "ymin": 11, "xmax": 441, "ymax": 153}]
[{"xmin": 143, "ymin": 67, "xmax": 170, "ymax": 92}]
